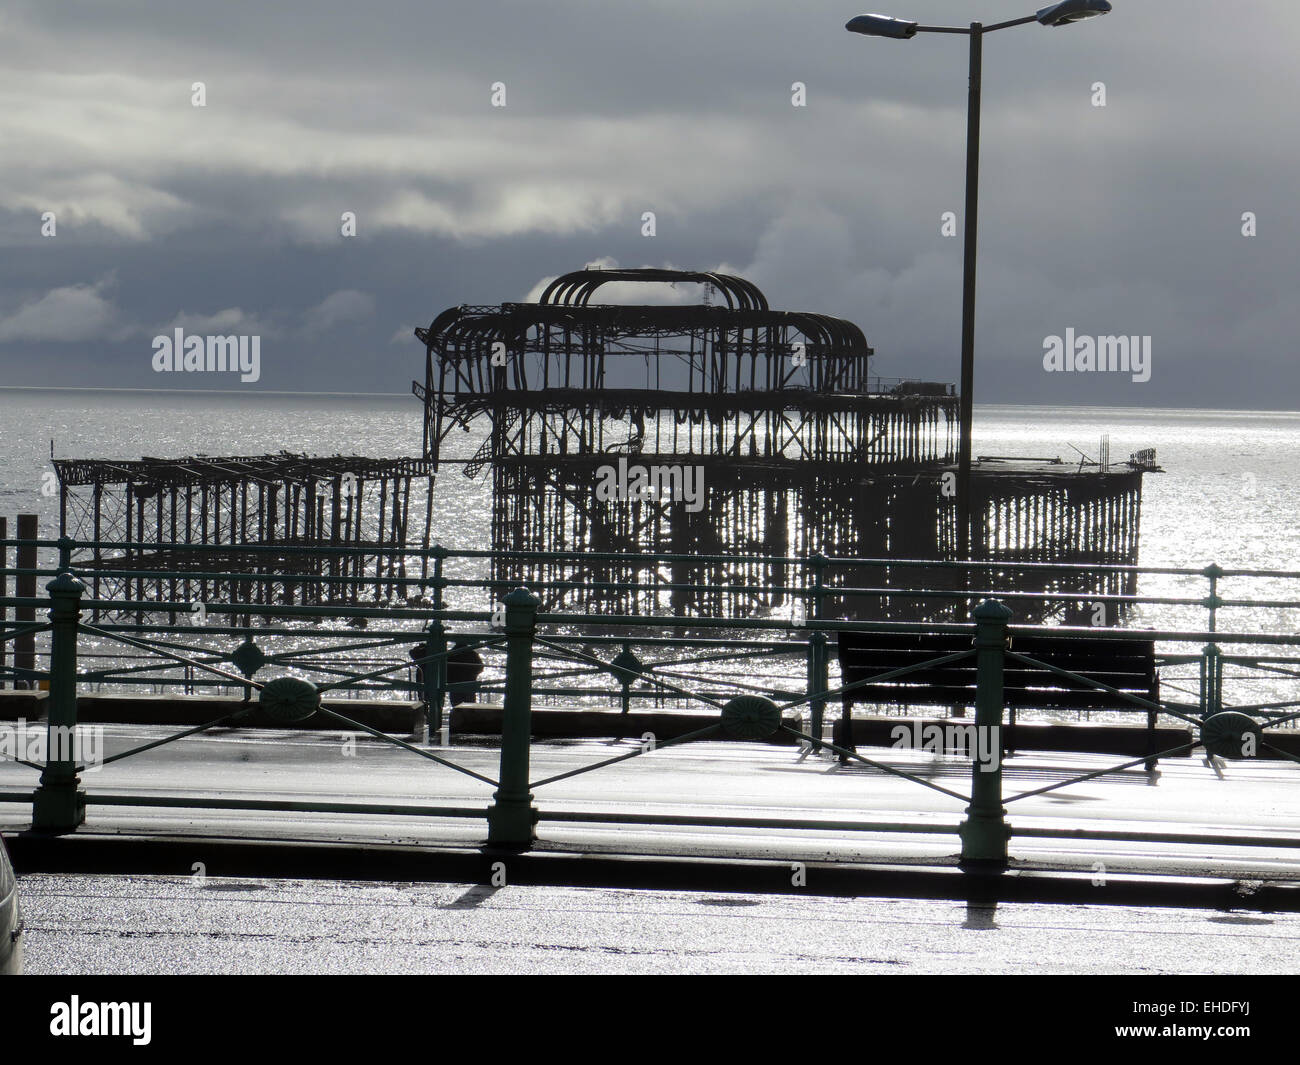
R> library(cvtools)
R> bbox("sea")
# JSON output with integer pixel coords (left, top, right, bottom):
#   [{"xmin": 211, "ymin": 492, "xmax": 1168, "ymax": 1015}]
[{"xmin": 2, "ymin": 389, "xmax": 1299, "ymax": 711}]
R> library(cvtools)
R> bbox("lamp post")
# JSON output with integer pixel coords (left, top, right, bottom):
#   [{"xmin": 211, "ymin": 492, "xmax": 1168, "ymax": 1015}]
[{"xmin": 847, "ymin": 1, "xmax": 1112, "ymax": 559}]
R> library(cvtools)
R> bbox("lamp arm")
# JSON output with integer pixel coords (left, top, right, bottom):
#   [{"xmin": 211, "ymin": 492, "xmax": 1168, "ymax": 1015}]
[{"xmin": 983, "ymin": 15, "xmax": 1041, "ymax": 32}]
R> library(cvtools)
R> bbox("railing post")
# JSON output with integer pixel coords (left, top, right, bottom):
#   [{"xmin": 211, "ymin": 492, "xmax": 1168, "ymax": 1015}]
[
  {"xmin": 1203, "ymin": 564, "xmax": 1222, "ymax": 636},
  {"xmin": 1199, "ymin": 564, "xmax": 1224, "ymax": 734},
  {"xmin": 805, "ymin": 553, "xmax": 844, "ymax": 758},
  {"xmin": 486, "ymin": 587, "xmax": 539, "ymax": 847},
  {"xmin": 1200, "ymin": 642, "xmax": 1222, "ymax": 718},
  {"xmin": 32, "ymin": 570, "xmax": 87, "ymax": 832},
  {"xmin": 0, "ymin": 516, "xmax": 7, "ymax": 689},
  {"xmin": 424, "ymin": 618, "xmax": 447, "ymax": 739},
  {"xmin": 809, "ymin": 553, "xmax": 827, "ymax": 625},
  {"xmin": 807, "ymin": 631, "xmax": 828, "ymax": 751},
  {"xmin": 611, "ymin": 643, "xmax": 639, "ymax": 715},
  {"xmin": 233, "ymin": 629, "xmax": 261, "ymax": 703},
  {"xmin": 959, "ymin": 598, "xmax": 1011, "ymax": 868},
  {"xmin": 425, "ymin": 546, "xmax": 449, "ymax": 741},
  {"xmin": 14, "ymin": 514, "xmax": 37, "ymax": 689}
]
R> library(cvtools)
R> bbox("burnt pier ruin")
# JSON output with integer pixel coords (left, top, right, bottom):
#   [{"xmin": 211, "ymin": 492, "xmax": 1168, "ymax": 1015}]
[
  {"xmin": 46, "ymin": 266, "xmax": 1156, "ymax": 624},
  {"xmin": 414, "ymin": 267, "xmax": 1157, "ymax": 622},
  {"xmin": 55, "ymin": 453, "xmax": 434, "ymax": 616}
]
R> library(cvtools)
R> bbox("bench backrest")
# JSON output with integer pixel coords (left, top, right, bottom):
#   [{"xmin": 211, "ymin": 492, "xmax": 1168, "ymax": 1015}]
[{"xmin": 836, "ymin": 630, "xmax": 1158, "ymax": 712}]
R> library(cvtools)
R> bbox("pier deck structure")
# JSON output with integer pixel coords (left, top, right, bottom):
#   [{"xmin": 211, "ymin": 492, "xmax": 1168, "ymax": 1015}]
[
  {"xmin": 414, "ymin": 267, "xmax": 1155, "ymax": 621},
  {"xmin": 42, "ymin": 267, "xmax": 1154, "ymax": 624},
  {"xmin": 53, "ymin": 453, "xmax": 435, "ymax": 615}
]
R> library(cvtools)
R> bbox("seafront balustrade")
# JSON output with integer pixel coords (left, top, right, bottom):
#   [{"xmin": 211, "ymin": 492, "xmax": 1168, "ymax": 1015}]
[{"xmin": 2, "ymin": 533, "xmax": 1299, "ymax": 864}]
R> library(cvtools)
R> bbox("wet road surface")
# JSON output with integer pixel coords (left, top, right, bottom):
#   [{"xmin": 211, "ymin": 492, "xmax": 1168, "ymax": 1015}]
[{"xmin": 16, "ymin": 873, "xmax": 1300, "ymax": 974}]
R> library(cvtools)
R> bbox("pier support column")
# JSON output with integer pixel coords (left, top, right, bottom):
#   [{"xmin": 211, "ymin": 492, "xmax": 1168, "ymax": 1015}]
[
  {"xmin": 959, "ymin": 598, "xmax": 1011, "ymax": 868},
  {"xmin": 32, "ymin": 567, "xmax": 87, "ymax": 832},
  {"xmin": 487, "ymin": 588, "xmax": 539, "ymax": 848}
]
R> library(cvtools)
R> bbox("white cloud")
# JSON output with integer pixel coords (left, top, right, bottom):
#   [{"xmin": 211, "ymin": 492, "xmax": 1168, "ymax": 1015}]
[
  {"xmin": 8, "ymin": 172, "xmax": 192, "ymax": 242},
  {"xmin": 301, "ymin": 289, "xmax": 374, "ymax": 336},
  {"xmin": 0, "ymin": 277, "xmax": 121, "ymax": 342},
  {"xmin": 161, "ymin": 306, "xmax": 275, "ymax": 337}
]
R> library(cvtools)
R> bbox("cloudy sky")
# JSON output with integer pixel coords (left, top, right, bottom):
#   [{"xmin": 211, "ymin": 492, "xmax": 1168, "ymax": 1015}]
[{"xmin": 0, "ymin": 0, "xmax": 1296, "ymax": 407}]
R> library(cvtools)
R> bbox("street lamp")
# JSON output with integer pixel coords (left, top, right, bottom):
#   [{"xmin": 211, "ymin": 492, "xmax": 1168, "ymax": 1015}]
[{"xmin": 846, "ymin": 2, "xmax": 1111, "ymax": 560}]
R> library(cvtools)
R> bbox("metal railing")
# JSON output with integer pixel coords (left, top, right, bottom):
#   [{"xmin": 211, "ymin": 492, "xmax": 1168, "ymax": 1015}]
[
  {"xmin": 8, "ymin": 534, "xmax": 1300, "ymax": 712},
  {"xmin": 3, "ymin": 534, "xmax": 1300, "ymax": 865}
]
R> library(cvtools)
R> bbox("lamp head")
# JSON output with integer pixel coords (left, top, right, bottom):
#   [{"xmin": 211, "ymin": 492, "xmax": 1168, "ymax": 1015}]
[
  {"xmin": 845, "ymin": 13, "xmax": 919, "ymax": 39},
  {"xmin": 1036, "ymin": 0, "xmax": 1112, "ymax": 26}
]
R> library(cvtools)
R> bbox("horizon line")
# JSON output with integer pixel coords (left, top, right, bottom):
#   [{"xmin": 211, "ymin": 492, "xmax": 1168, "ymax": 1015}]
[
  {"xmin": 0, "ymin": 385, "xmax": 409, "ymax": 399},
  {"xmin": 2, "ymin": 385, "xmax": 1300, "ymax": 418}
]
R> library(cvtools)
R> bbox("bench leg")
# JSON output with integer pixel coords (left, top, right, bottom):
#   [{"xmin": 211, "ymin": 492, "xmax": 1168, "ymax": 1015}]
[
  {"xmin": 837, "ymin": 703, "xmax": 855, "ymax": 762},
  {"xmin": 1144, "ymin": 708, "xmax": 1158, "ymax": 772}
]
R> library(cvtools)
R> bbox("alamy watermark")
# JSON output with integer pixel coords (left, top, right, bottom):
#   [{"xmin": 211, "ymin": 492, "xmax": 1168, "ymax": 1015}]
[
  {"xmin": 151, "ymin": 328, "xmax": 261, "ymax": 383},
  {"xmin": 891, "ymin": 721, "xmax": 1000, "ymax": 772},
  {"xmin": 594, "ymin": 458, "xmax": 704, "ymax": 513},
  {"xmin": 50, "ymin": 997, "xmax": 151, "ymax": 1045},
  {"xmin": 1043, "ymin": 329, "xmax": 1151, "ymax": 383},
  {"xmin": 0, "ymin": 719, "xmax": 103, "ymax": 769}
]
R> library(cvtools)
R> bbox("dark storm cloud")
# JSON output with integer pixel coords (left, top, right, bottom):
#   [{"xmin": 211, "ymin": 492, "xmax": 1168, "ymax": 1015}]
[{"xmin": 0, "ymin": 0, "xmax": 1296, "ymax": 407}]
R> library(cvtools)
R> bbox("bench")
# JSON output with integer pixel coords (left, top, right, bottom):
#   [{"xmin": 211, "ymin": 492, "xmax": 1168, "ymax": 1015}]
[{"xmin": 835, "ymin": 629, "xmax": 1165, "ymax": 767}]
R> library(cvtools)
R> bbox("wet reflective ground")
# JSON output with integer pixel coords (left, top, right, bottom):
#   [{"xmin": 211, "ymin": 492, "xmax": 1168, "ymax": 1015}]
[{"xmin": 16, "ymin": 874, "xmax": 1300, "ymax": 975}]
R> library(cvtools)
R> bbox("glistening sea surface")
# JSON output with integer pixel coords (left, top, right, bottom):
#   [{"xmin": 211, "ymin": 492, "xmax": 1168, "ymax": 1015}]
[
  {"xmin": 2, "ymin": 389, "xmax": 1299, "ymax": 709},
  {"xmin": 2, "ymin": 390, "xmax": 1296, "ymax": 562}
]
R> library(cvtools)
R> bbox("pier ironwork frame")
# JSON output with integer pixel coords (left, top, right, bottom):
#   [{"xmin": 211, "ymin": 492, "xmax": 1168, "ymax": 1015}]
[
  {"xmin": 414, "ymin": 268, "xmax": 1152, "ymax": 622},
  {"xmin": 53, "ymin": 454, "xmax": 436, "ymax": 617}
]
